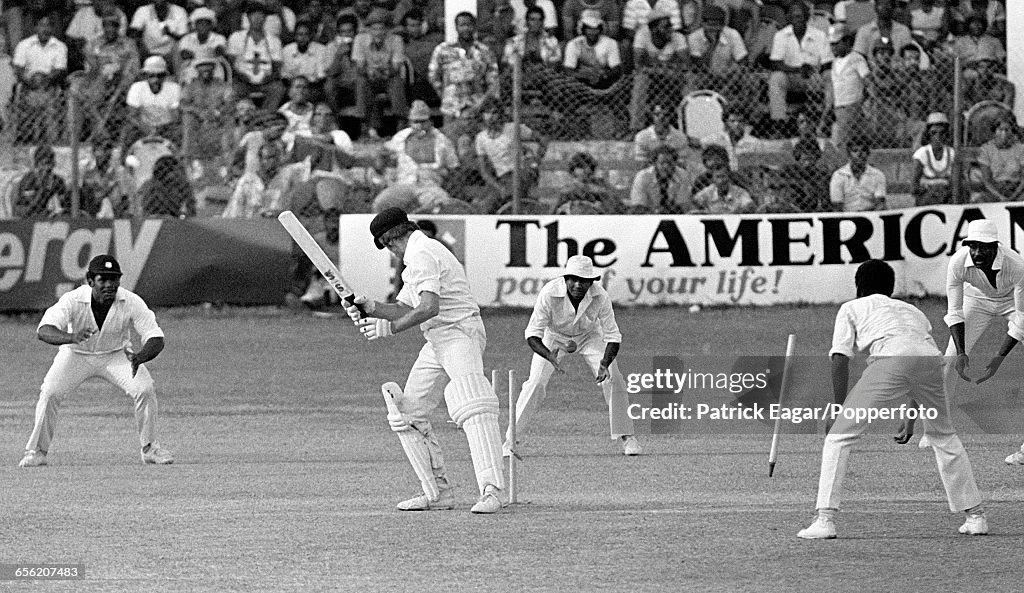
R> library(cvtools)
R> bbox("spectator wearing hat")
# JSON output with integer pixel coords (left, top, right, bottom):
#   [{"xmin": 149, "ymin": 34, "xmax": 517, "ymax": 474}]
[
  {"xmin": 181, "ymin": 56, "xmax": 234, "ymax": 163},
  {"xmin": 563, "ymin": 10, "xmax": 622, "ymax": 90},
  {"xmin": 562, "ymin": 0, "xmax": 620, "ymax": 41},
  {"xmin": 852, "ymin": 0, "xmax": 913, "ymax": 62},
  {"xmin": 628, "ymin": 144, "xmax": 697, "ymax": 214},
  {"xmin": 629, "ymin": 8, "xmax": 690, "ymax": 131},
  {"xmin": 14, "ymin": 145, "xmax": 70, "ymax": 218},
  {"xmin": 962, "ymin": 48, "xmax": 1014, "ymax": 110},
  {"xmin": 177, "ymin": 7, "xmax": 227, "ymax": 84},
  {"xmin": 973, "ymin": 117, "xmax": 1024, "ymax": 203},
  {"xmin": 622, "ymin": 0, "xmax": 683, "ymax": 39},
  {"xmin": 829, "ymin": 136, "xmax": 887, "ymax": 211},
  {"xmin": 12, "ymin": 14, "xmax": 67, "ymax": 145},
  {"xmin": 768, "ymin": 2, "xmax": 832, "ymax": 131},
  {"xmin": 240, "ymin": 0, "xmax": 296, "ymax": 41},
  {"xmin": 129, "ymin": 0, "xmax": 188, "ymax": 60},
  {"xmin": 828, "ymin": 26, "xmax": 868, "ymax": 151},
  {"xmin": 228, "ymin": 0, "xmax": 285, "ymax": 110},
  {"xmin": 352, "ymin": 8, "xmax": 407, "ymax": 139},
  {"xmin": 81, "ymin": 11, "xmax": 139, "ymax": 143},
  {"xmin": 911, "ymin": 112, "xmax": 956, "ymax": 205},
  {"xmin": 686, "ymin": 5, "xmax": 755, "ymax": 107},
  {"xmin": 282, "ymin": 20, "xmax": 329, "ymax": 101},
  {"xmin": 398, "ymin": 9, "xmax": 444, "ymax": 108},
  {"xmin": 427, "ymin": 12, "xmax": 499, "ymax": 159},
  {"xmin": 371, "ymin": 100, "xmax": 463, "ymax": 213},
  {"xmin": 124, "ymin": 55, "xmax": 181, "ymax": 147}
]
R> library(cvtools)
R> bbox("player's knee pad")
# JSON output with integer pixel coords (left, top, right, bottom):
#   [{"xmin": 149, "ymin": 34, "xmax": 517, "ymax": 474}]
[{"xmin": 444, "ymin": 374, "xmax": 499, "ymax": 428}]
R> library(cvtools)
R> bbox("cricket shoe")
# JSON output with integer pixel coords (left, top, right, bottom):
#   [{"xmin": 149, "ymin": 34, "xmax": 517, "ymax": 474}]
[
  {"xmin": 396, "ymin": 488, "xmax": 455, "ymax": 511},
  {"xmin": 470, "ymin": 486, "xmax": 504, "ymax": 514},
  {"xmin": 141, "ymin": 443, "xmax": 174, "ymax": 465},
  {"xmin": 623, "ymin": 436, "xmax": 643, "ymax": 456},
  {"xmin": 959, "ymin": 513, "xmax": 989, "ymax": 535},
  {"xmin": 18, "ymin": 450, "xmax": 47, "ymax": 468},
  {"xmin": 797, "ymin": 516, "xmax": 837, "ymax": 540},
  {"xmin": 1004, "ymin": 451, "xmax": 1024, "ymax": 465}
]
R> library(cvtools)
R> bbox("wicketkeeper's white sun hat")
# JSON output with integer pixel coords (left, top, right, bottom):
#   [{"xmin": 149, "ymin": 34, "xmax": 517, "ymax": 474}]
[
  {"xmin": 965, "ymin": 219, "xmax": 999, "ymax": 244},
  {"xmin": 563, "ymin": 255, "xmax": 601, "ymax": 280}
]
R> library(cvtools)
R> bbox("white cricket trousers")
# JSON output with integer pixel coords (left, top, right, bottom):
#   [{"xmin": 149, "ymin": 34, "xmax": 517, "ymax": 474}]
[
  {"xmin": 944, "ymin": 293, "xmax": 1016, "ymax": 400},
  {"xmin": 25, "ymin": 348, "xmax": 159, "ymax": 453},
  {"xmin": 815, "ymin": 356, "xmax": 981, "ymax": 512},
  {"xmin": 508, "ymin": 330, "xmax": 635, "ymax": 442}
]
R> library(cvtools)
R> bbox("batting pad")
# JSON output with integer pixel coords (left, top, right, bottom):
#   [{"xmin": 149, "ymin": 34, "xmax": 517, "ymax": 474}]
[
  {"xmin": 444, "ymin": 374, "xmax": 499, "ymax": 427},
  {"xmin": 463, "ymin": 414, "xmax": 507, "ymax": 493},
  {"xmin": 381, "ymin": 384, "xmax": 448, "ymax": 500}
]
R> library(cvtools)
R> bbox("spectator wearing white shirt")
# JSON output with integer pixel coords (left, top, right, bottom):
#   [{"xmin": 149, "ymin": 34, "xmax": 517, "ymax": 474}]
[
  {"xmin": 693, "ymin": 165, "xmax": 755, "ymax": 213},
  {"xmin": 12, "ymin": 15, "xmax": 68, "ymax": 144},
  {"xmin": 621, "ymin": 0, "xmax": 683, "ymax": 37},
  {"xmin": 829, "ymin": 137, "xmax": 886, "ymax": 211},
  {"xmin": 129, "ymin": 0, "xmax": 189, "ymax": 60},
  {"xmin": 912, "ymin": 113, "xmax": 956, "ymax": 205},
  {"xmin": 563, "ymin": 11, "xmax": 622, "ymax": 90},
  {"xmin": 828, "ymin": 27, "xmax": 868, "ymax": 151},
  {"xmin": 66, "ymin": 0, "xmax": 127, "ymax": 71},
  {"xmin": 177, "ymin": 8, "xmax": 227, "ymax": 85},
  {"xmin": 768, "ymin": 2, "xmax": 833, "ymax": 128},
  {"xmin": 686, "ymin": 5, "xmax": 753, "ymax": 106},
  {"xmin": 700, "ymin": 110, "xmax": 767, "ymax": 171},
  {"xmin": 633, "ymin": 103, "xmax": 697, "ymax": 168},
  {"xmin": 281, "ymin": 20, "xmax": 328, "ymax": 101},
  {"xmin": 852, "ymin": 0, "xmax": 913, "ymax": 63},
  {"xmin": 629, "ymin": 9, "xmax": 690, "ymax": 131},
  {"xmin": 240, "ymin": 0, "xmax": 296, "ymax": 41},
  {"xmin": 228, "ymin": 1, "xmax": 285, "ymax": 110},
  {"xmin": 125, "ymin": 55, "xmax": 182, "ymax": 148}
]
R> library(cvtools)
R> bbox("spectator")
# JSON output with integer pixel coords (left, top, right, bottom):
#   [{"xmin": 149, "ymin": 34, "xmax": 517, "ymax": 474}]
[
  {"xmin": 81, "ymin": 11, "xmax": 139, "ymax": 145},
  {"xmin": 973, "ymin": 117, "xmax": 1024, "ymax": 203},
  {"xmin": 228, "ymin": 97, "xmax": 259, "ymax": 156},
  {"xmin": 853, "ymin": 0, "xmax": 913, "ymax": 63},
  {"xmin": 178, "ymin": 8, "xmax": 227, "ymax": 84},
  {"xmin": 692, "ymin": 165, "xmax": 755, "ymax": 213},
  {"xmin": 13, "ymin": 145, "xmax": 69, "ymax": 218},
  {"xmin": 240, "ymin": 0, "xmax": 295, "ymax": 41},
  {"xmin": 628, "ymin": 9, "xmax": 690, "ymax": 132},
  {"xmin": 953, "ymin": 0, "xmax": 1005, "ymax": 40},
  {"xmin": 371, "ymin": 100, "xmax": 462, "ymax": 213},
  {"xmin": 140, "ymin": 155, "xmax": 196, "ymax": 217},
  {"xmin": 628, "ymin": 144, "xmax": 697, "ymax": 213},
  {"xmin": 294, "ymin": 103, "xmax": 361, "ymax": 217},
  {"xmin": 125, "ymin": 56, "xmax": 181, "ymax": 147},
  {"xmin": 400, "ymin": 9, "xmax": 443, "ymax": 108},
  {"xmin": 622, "ymin": 0, "xmax": 683, "ymax": 39},
  {"xmin": 474, "ymin": 98, "xmax": 547, "ymax": 213},
  {"xmin": 912, "ymin": 112, "xmax": 956, "ymax": 205},
  {"xmin": 282, "ymin": 20, "xmax": 329, "ymax": 101},
  {"xmin": 686, "ymin": 5, "xmax": 754, "ymax": 107},
  {"xmin": 224, "ymin": 140, "xmax": 308, "ymax": 217},
  {"xmin": 562, "ymin": 11, "xmax": 623, "ymax": 90},
  {"xmin": 66, "ymin": 0, "xmax": 127, "ymax": 69},
  {"xmin": 963, "ymin": 46, "xmax": 1014, "ymax": 109},
  {"xmin": 228, "ymin": 1, "xmax": 285, "ymax": 111},
  {"xmin": 295, "ymin": 0, "xmax": 336, "ymax": 45},
  {"xmin": 236, "ymin": 111, "xmax": 289, "ymax": 175},
  {"xmin": 428, "ymin": 12, "xmax": 499, "ymax": 158},
  {"xmin": 692, "ymin": 142, "xmax": 747, "ymax": 193},
  {"xmin": 12, "ymin": 15, "xmax": 67, "ymax": 145},
  {"xmin": 834, "ymin": 0, "xmax": 877, "ymax": 33},
  {"xmin": 828, "ymin": 27, "xmax": 868, "ymax": 151},
  {"xmin": 953, "ymin": 15, "xmax": 1005, "ymax": 69},
  {"xmin": 353, "ymin": 8, "xmax": 407, "ymax": 139},
  {"xmin": 777, "ymin": 138, "xmax": 831, "ymax": 212},
  {"xmin": 701, "ymin": 110, "xmax": 767, "ymax": 171},
  {"xmin": 863, "ymin": 39, "xmax": 913, "ymax": 148},
  {"xmin": 910, "ymin": 0, "xmax": 950, "ymax": 46},
  {"xmin": 337, "ymin": 0, "xmax": 374, "ymax": 32},
  {"xmin": 392, "ymin": 0, "xmax": 445, "ymax": 37},
  {"xmin": 278, "ymin": 76, "xmax": 314, "ymax": 146},
  {"xmin": 510, "ymin": 0, "xmax": 559, "ymax": 35},
  {"xmin": 768, "ymin": 2, "xmax": 832, "ymax": 133},
  {"xmin": 894, "ymin": 42, "xmax": 932, "ymax": 124},
  {"xmin": 81, "ymin": 142, "xmax": 128, "ymax": 218},
  {"xmin": 129, "ymin": 0, "xmax": 188, "ymax": 61},
  {"xmin": 503, "ymin": 6, "xmax": 562, "ymax": 73},
  {"xmin": 633, "ymin": 103, "xmax": 696, "ymax": 168},
  {"xmin": 829, "ymin": 136, "xmax": 887, "ymax": 211},
  {"xmin": 562, "ymin": 0, "xmax": 620, "ymax": 41},
  {"xmin": 747, "ymin": 5, "xmax": 783, "ymax": 70},
  {"xmin": 181, "ymin": 57, "xmax": 233, "ymax": 165},
  {"xmin": 325, "ymin": 14, "xmax": 358, "ymax": 117},
  {"xmin": 555, "ymin": 151, "xmax": 617, "ymax": 213}
]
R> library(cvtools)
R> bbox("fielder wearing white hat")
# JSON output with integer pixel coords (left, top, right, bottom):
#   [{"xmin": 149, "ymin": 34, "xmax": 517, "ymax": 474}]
[
  {"xmin": 506, "ymin": 254, "xmax": 642, "ymax": 457},
  {"xmin": 963, "ymin": 219, "xmax": 999, "ymax": 244}
]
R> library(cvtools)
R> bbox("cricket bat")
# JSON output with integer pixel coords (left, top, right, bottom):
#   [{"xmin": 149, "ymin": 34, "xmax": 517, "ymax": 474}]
[{"xmin": 277, "ymin": 210, "xmax": 367, "ymax": 318}]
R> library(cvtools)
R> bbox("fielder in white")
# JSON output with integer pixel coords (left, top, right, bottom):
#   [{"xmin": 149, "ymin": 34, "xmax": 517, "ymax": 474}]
[
  {"xmin": 505, "ymin": 255, "xmax": 641, "ymax": 457},
  {"xmin": 18, "ymin": 255, "xmax": 173, "ymax": 467},
  {"xmin": 344, "ymin": 207, "xmax": 506, "ymax": 513},
  {"xmin": 798, "ymin": 259, "xmax": 986, "ymax": 539},
  {"xmin": 932, "ymin": 219, "xmax": 1024, "ymax": 464}
]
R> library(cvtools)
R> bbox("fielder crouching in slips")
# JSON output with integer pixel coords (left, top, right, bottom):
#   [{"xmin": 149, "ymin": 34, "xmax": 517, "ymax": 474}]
[
  {"xmin": 798, "ymin": 259, "xmax": 987, "ymax": 539},
  {"xmin": 344, "ymin": 207, "xmax": 506, "ymax": 513},
  {"xmin": 18, "ymin": 255, "xmax": 173, "ymax": 468},
  {"xmin": 505, "ymin": 255, "xmax": 642, "ymax": 457}
]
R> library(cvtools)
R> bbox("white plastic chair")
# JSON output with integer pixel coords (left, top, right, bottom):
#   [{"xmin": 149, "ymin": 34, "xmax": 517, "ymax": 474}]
[{"xmin": 678, "ymin": 90, "xmax": 727, "ymax": 140}]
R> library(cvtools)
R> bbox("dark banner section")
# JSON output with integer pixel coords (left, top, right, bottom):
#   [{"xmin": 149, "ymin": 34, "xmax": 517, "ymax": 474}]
[{"xmin": 0, "ymin": 219, "xmax": 293, "ymax": 310}]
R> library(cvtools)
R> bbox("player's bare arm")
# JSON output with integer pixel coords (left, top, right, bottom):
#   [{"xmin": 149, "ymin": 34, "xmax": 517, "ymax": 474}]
[
  {"xmin": 976, "ymin": 335, "xmax": 1019, "ymax": 384},
  {"xmin": 597, "ymin": 342, "xmax": 620, "ymax": 383},
  {"xmin": 949, "ymin": 322, "xmax": 971, "ymax": 381},
  {"xmin": 526, "ymin": 336, "xmax": 565, "ymax": 374},
  {"xmin": 830, "ymin": 353, "xmax": 849, "ymax": 406},
  {"xmin": 37, "ymin": 324, "xmax": 96, "ymax": 346},
  {"xmin": 128, "ymin": 337, "xmax": 165, "ymax": 378},
  {"xmin": 347, "ymin": 292, "xmax": 440, "ymax": 338}
]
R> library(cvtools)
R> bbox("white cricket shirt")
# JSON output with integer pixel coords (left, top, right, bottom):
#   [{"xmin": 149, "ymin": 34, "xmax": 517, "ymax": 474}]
[
  {"xmin": 524, "ymin": 277, "xmax": 622, "ymax": 344},
  {"xmin": 830, "ymin": 293, "xmax": 940, "ymax": 358},
  {"xmin": 944, "ymin": 244, "xmax": 1024, "ymax": 342},
  {"xmin": 398, "ymin": 230, "xmax": 479, "ymax": 331},
  {"xmin": 39, "ymin": 285, "xmax": 164, "ymax": 355}
]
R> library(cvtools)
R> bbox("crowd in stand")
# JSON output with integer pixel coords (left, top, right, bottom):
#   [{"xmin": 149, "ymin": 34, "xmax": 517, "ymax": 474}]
[{"xmin": 0, "ymin": 0, "xmax": 1017, "ymax": 219}]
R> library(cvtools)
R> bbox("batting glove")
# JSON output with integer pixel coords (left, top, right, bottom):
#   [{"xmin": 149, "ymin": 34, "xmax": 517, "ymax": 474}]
[
  {"xmin": 358, "ymin": 317, "xmax": 393, "ymax": 340},
  {"xmin": 344, "ymin": 295, "xmax": 374, "ymax": 322}
]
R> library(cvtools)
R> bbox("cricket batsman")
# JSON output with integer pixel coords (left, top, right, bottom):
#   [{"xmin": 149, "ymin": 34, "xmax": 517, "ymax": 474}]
[
  {"xmin": 505, "ymin": 255, "xmax": 642, "ymax": 457},
  {"xmin": 344, "ymin": 207, "xmax": 506, "ymax": 513},
  {"xmin": 798, "ymin": 259, "xmax": 986, "ymax": 539}
]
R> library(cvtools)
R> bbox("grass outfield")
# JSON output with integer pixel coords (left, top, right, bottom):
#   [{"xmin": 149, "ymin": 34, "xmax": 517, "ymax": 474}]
[{"xmin": 1, "ymin": 302, "xmax": 1023, "ymax": 592}]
